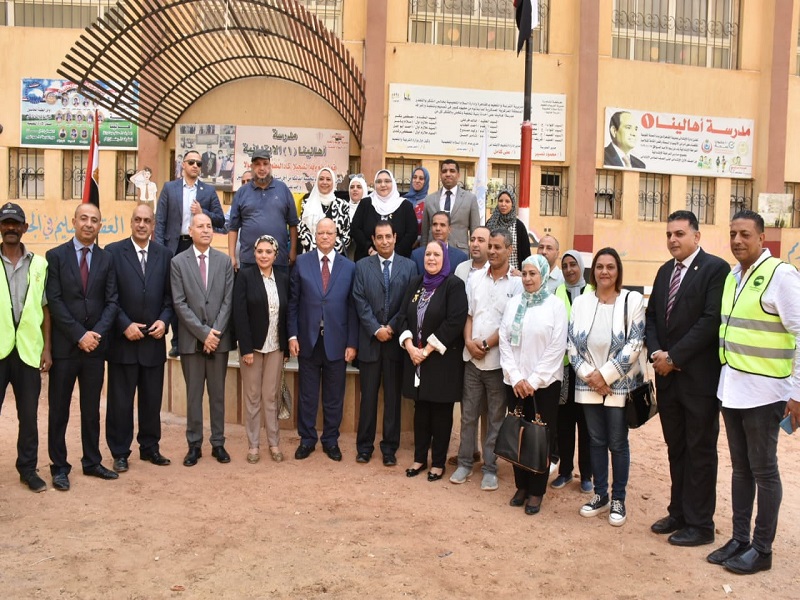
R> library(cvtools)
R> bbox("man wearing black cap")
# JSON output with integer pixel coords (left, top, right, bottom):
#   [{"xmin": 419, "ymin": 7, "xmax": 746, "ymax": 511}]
[
  {"xmin": 0, "ymin": 203, "xmax": 51, "ymax": 492},
  {"xmin": 228, "ymin": 148, "xmax": 299, "ymax": 274}
]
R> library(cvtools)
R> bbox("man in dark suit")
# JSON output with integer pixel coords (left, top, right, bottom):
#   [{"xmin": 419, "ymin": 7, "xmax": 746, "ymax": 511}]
[
  {"xmin": 171, "ymin": 213, "xmax": 235, "ymax": 466},
  {"xmin": 645, "ymin": 210, "xmax": 729, "ymax": 546},
  {"xmin": 288, "ymin": 218, "xmax": 358, "ymax": 461},
  {"xmin": 412, "ymin": 211, "xmax": 468, "ymax": 275},
  {"xmin": 105, "ymin": 204, "xmax": 173, "ymax": 473},
  {"xmin": 421, "ymin": 160, "xmax": 480, "ymax": 252},
  {"xmin": 352, "ymin": 221, "xmax": 416, "ymax": 466},
  {"xmin": 46, "ymin": 203, "xmax": 119, "ymax": 491},
  {"xmin": 603, "ymin": 110, "xmax": 646, "ymax": 169}
]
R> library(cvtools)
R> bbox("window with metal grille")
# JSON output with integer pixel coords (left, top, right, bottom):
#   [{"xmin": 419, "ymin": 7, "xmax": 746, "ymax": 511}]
[
  {"xmin": 5, "ymin": 0, "xmax": 119, "ymax": 28},
  {"xmin": 612, "ymin": 0, "xmax": 740, "ymax": 69},
  {"xmin": 686, "ymin": 176, "xmax": 715, "ymax": 225},
  {"xmin": 729, "ymin": 179, "xmax": 752, "ymax": 219},
  {"xmin": 9, "ymin": 149, "xmax": 45, "ymax": 200},
  {"xmin": 784, "ymin": 183, "xmax": 800, "ymax": 228},
  {"xmin": 638, "ymin": 173, "xmax": 669, "ymax": 222},
  {"xmin": 595, "ymin": 169, "xmax": 622, "ymax": 219},
  {"xmin": 63, "ymin": 150, "xmax": 89, "ymax": 200},
  {"xmin": 408, "ymin": 0, "xmax": 549, "ymax": 52},
  {"xmin": 385, "ymin": 158, "xmax": 418, "ymax": 195},
  {"xmin": 490, "ymin": 164, "xmax": 519, "ymax": 212},
  {"xmin": 116, "ymin": 151, "xmax": 138, "ymax": 201},
  {"xmin": 539, "ymin": 167, "xmax": 567, "ymax": 217},
  {"xmin": 296, "ymin": 0, "xmax": 343, "ymax": 37}
]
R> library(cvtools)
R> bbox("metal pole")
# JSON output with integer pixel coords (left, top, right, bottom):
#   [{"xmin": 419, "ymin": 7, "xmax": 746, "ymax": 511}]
[{"xmin": 518, "ymin": 32, "xmax": 533, "ymax": 218}]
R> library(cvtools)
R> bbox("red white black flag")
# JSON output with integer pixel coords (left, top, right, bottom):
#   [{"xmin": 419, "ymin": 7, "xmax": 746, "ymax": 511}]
[{"xmin": 514, "ymin": 0, "xmax": 540, "ymax": 55}]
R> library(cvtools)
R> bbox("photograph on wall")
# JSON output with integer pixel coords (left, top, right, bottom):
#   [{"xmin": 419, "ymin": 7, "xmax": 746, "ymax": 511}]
[
  {"xmin": 603, "ymin": 107, "xmax": 754, "ymax": 178},
  {"xmin": 20, "ymin": 79, "xmax": 138, "ymax": 149},
  {"xmin": 175, "ymin": 123, "xmax": 237, "ymax": 190}
]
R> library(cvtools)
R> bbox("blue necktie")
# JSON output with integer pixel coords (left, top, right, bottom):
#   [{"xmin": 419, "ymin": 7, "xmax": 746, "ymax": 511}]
[{"xmin": 383, "ymin": 259, "xmax": 391, "ymax": 323}]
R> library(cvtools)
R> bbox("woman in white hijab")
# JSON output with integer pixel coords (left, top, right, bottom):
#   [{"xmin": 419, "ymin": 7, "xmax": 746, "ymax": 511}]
[{"xmin": 298, "ymin": 167, "xmax": 351, "ymax": 255}]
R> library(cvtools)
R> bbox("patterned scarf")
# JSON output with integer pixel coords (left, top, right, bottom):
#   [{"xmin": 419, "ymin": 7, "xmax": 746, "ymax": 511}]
[
  {"xmin": 486, "ymin": 190, "xmax": 519, "ymax": 269},
  {"xmin": 510, "ymin": 255, "xmax": 551, "ymax": 346}
]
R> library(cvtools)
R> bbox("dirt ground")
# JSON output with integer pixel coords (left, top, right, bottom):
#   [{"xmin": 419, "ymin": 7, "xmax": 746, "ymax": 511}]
[{"xmin": 0, "ymin": 380, "xmax": 798, "ymax": 600}]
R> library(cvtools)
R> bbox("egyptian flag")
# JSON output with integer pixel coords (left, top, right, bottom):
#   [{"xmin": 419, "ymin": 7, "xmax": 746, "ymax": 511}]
[
  {"xmin": 514, "ymin": 0, "xmax": 540, "ymax": 55},
  {"xmin": 82, "ymin": 109, "xmax": 99, "ymax": 206}
]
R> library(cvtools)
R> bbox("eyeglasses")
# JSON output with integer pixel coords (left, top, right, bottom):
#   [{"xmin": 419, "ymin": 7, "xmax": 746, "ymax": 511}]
[{"xmin": 184, "ymin": 159, "xmax": 203, "ymax": 167}]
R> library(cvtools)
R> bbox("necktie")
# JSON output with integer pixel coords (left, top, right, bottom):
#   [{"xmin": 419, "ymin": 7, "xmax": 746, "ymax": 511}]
[
  {"xmin": 444, "ymin": 190, "xmax": 452, "ymax": 212},
  {"xmin": 383, "ymin": 259, "xmax": 391, "ymax": 323},
  {"xmin": 665, "ymin": 262, "xmax": 684, "ymax": 323},
  {"xmin": 139, "ymin": 249, "xmax": 147, "ymax": 275},
  {"xmin": 321, "ymin": 255, "xmax": 330, "ymax": 293},
  {"xmin": 79, "ymin": 247, "xmax": 89, "ymax": 294},
  {"xmin": 622, "ymin": 155, "xmax": 631, "ymax": 168},
  {"xmin": 199, "ymin": 253, "xmax": 207, "ymax": 288}
]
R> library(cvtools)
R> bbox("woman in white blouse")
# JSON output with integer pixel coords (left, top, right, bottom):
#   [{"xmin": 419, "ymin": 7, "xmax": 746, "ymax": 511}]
[
  {"xmin": 568, "ymin": 247, "xmax": 645, "ymax": 527},
  {"xmin": 499, "ymin": 255, "xmax": 568, "ymax": 515}
]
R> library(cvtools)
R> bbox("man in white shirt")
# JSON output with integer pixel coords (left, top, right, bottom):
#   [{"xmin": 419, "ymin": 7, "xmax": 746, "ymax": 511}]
[
  {"xmin": 454, "ymin": 226, "xmax": 490, "ymax": 285},
  {"xmin": 538, "ymin": 235, "xmax": 564, "ymax": 294}
]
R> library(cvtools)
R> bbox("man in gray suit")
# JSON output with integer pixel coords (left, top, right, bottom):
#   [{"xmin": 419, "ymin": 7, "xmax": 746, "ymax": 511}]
[
  {"xmin": 352, "ymin": 221, "xmax": 416, "ymax": 465},
  {"xmin": 170, "ymin": 213, "xmax": 235, "ymax": 467},
  {"xmin": 421, "ymin": 159, "xmax": 480, "ymax": 252}
]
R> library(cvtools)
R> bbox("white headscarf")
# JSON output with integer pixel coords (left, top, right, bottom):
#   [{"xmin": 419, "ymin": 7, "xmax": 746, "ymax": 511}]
[
  {"xmin": 301, "ymin": 167, "xmax": 337, "ymax": 231},
  {"xmin": 372, "ymin": 169, "xmax": 405, "ymax": 217},
  {"xmin": 348, "ymin": 175, "xmax": 368, "ymax": 222}
]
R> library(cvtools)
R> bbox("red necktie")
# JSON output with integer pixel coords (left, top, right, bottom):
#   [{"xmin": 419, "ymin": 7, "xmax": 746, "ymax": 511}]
[
  {"xmin": 321, "ymin": 255, "xmax": 330, "ymax": 293},
  {"xmin": 199, "ymin": 253, "xmax": 207, "ymax": 288},
  {"xmin": 80, "ymin": 247, "xmax": 89, "ymax": 294}
]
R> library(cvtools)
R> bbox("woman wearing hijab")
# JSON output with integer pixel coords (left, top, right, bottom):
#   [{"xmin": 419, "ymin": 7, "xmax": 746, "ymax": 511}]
[
  {"xmin": 398, "ymin": 241, "xmax": 468, "ymax": 482},
  {"xmin": 485, "ymin": 190, "xmax": 531, "ymax": 271},
  {"xmin": 551, "ymin": 250, "xmax": 593, "ymax": 493},
  {"xmin": 352, "ymin": 169, "xmax": 418, "ymax": 261},
  {"xmin": 499, "ymin": 255, "xmax": 568, "ymax": 515},
  {"xmin": 297, "ymin": 167, "xmax": 350, "ymax": 255},
  {"xmin": 403, "ymin": 166, "xmax": 430, "ymax": 242},
  {"xmin": 347, "ymin": 176, "xmax": 368, "ymax": 224}
]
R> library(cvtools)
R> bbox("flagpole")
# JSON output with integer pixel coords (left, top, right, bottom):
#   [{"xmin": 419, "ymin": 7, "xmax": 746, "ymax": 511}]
[{"xmin": 518, "ymin": 31, "xmax": 533, "ymax": 227}]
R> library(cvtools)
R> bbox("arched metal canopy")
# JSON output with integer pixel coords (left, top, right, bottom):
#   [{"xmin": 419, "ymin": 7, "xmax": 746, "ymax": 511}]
[{"xmin": 58, "ymin": 0, "xmax": 366, "ymax": 142}]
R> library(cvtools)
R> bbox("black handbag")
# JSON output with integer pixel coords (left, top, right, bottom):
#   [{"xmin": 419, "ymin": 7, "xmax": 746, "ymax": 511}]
[
  {"xmin": 494, "ymin": 401, "xmax": 550, "ymax": 474},
  {"xmin": 623, "ymin": 292, "xmax": 658, "ymax": 429}
]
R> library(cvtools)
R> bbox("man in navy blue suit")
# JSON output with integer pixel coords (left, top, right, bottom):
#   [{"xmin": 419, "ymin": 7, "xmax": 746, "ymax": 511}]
[
  {"xmin": 352, "ymin": 221, "xmax": 416, "ymax": 466},
  {"xmin": 411, "ymin": 211, "xmax": 468, "ymax": 275},
  {"xmin": 105, "ymin": 204, "xmax": 174, "ymax": 473},
  {"xmin": 288, "ymin": 218, "xmax": 358, "ymax": 462}
]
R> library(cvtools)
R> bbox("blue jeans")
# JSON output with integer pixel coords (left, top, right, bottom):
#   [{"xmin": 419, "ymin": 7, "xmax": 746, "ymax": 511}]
[
  {"xmin": 722, "ymin": 401, "xmax": 785, "ymax": 554},
  {"xmin": 583, "ymin": 404, "xmax": 630, "ymax": 502}
]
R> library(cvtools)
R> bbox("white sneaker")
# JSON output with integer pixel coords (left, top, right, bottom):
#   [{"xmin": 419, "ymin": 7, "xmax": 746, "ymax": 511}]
[
  {"xmin": 449, "ymin": 466, "xmax": 471, "ymax": 484},
  {"xmin": 480, "ymin": 473, "xmax": 499, "ymax": 491},
  {"xmin": 608, "ymin": 499, "xmax": 627, "ymax": 527},
  {"xmin": 580, "ymin": 494, "xmax": 610, "ymax": 517}
]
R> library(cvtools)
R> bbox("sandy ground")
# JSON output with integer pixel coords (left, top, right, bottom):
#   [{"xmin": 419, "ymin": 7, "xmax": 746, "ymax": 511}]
[{"xmin": 0, "ymin": 379, "xmax": 798, "ymax": 600}]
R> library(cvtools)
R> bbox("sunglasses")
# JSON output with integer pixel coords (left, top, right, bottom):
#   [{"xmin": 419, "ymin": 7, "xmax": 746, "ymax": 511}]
[{"xmin": 184, "ymin": 159, "xmax": 203, "ymax": 167}]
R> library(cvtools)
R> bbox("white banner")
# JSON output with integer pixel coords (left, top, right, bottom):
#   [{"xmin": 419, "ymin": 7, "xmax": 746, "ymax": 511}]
[
  {"xmin": 603, "ymin": 107, "xmax": 754, "ymax": 178},
  {"xmin": 387, "ymin": 84, "xmax": 566, "ymax": 161}
]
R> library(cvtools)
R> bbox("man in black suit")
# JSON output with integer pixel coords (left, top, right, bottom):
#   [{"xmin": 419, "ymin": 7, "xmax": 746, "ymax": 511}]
[
  {"xmin": 352, "ymin": 221, "xmax": 416, "ymax": 465},
  {"xmin": 645, "ymin": 210, "xmax": 729, "ymax": 546},
  {"xmin": 46, "ymin": 203, "xmax": 119, "ymax": 491},
  {"xmin": 105, "ymin": 204, "xmax": 173, "ymax": 473},
  {"xmin": 603, "ymin": 111, "xmax": 646, "ymax": 169}
]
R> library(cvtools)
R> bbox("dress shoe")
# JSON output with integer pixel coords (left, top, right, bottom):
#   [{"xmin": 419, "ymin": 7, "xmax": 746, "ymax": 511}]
[
  {"xmin": 183, "ymin": 446, "xmax": 202, "ymax": 467},
  {"xmin": 382, "ymin": 454, "xmax": 397, "ymax": 467},
  {"xmin": 723, "ymin": 547, "xmax": 772, "ymax": 575},
  {"xmin": 427, "ymin": 469, "xmax": 444, "ymax": 482},
  {"xmin": 211, "ymin": 446, "xmax": 231, "ymax": 463},
  {"xmin": 707, "ymin": 538, "xmax": 751, "ymax": 565},
  {"xmin": 140, "ymin": 451, "xmax": 171, "ymax": 466},
  {"xmin": 651, "ymin": 515, "xmax": 685, "ymax": 535},
  {"xmin": 406, "ymin": 463, "xmax": 427, "ymax": 477},
  {"xmin": 356, "ymin": 452, "xmax": 371, "ymax": 464},
  {"xmin": 20, "ymin": 472, "xmax": 47, "ymax": 493},
  {"xmin": 322, "ymin": 445, "xmax": 342, "ymax": 461},
  {"xmin": 525, "ymin": 498, "xmax": 542, "ymax": 515},
  {"xmin": 295, "ymin": 444, "xmax": 315, "ymax": 460},
  {"xmin": 52, "ymin": 472, "xmax": 70, "ymax": 491},
  {"xmin": 113, "ymin": 457, "xmax": 129, "ymax": 473},
  {"xmin": 83, "ymin": 464, "xmax": 119, "ymax": 480},
  {"xmin": 668, "ymin": 526, "xmax": 715, "ymax": 547},
  {"xmin": 509, "ymin": 489, "xmax": 527, "ymax": 507},
  {"xmin": 168, "ymin": 346, "xmax": 179, "ymax": 358}
]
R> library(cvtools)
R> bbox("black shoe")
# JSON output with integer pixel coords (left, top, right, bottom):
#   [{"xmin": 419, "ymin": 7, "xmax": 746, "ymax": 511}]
[
  {"xmin": 723, "ymin": 547, "xmax": 772, "ymax": 575},
  {"xmin": 183, "ymin": 446, "xmax": 202, "ymax": 467},
  {"xmin": 140, "ymin": 450, "xmax": 171, "ymax": 466},
  {"xmin": 20, "ymin": 472, "xmax": 47, "ymax": 493},
  {"xmin": 651, "ymin": 515, "xmax": 685, "ymax": 535},
  {"xmin": 52, "ymin": 472, "xmax": 70, "ymax": 491},
  {"xmin": 525, "ymin": 497, "xmax": 542, "ymax": 515},
  {"xmin": 323, "ymin": 445, "xmax": 342, "ymax": 461},
  {"xmin": 382, "ymin": 454, "xmax": 397, "ymax": 467},
  {"xmin": 168, "ymin": 346, "xmax": 179, "ymax": 358},
  {"xmin": 211, "ymin": 446, "xmax": 231, "ymax": 463},
  {"xmin": 406, "ymin": 463, "xmax": 427, "ymax": 477},
  {"xmin": 427, "ymin": 469, "xmax": 444, "ymax": 482},
  {"xmin": 509, "ymin": 489, "xmax": 527, "ymax": 507},
  {"xmin": 83, "ymin": 464, "xmax": 119, "ymax": 480},
  {"xmin": 707, "ymin": 538, "xmax": 751, "ymax": 565},
  {"xmin": 356, "ymin": 452, "xmax": 371, "ymax": 464},
  {"xmin": 668, "ymin": 526, "xmax": 715, "ymax": 547},
  {"xmin": 113, "ymin": 457, "xmax": 129, "ymax": 473},
  {"xmin": 295, "ymin": 444, "xmax": 315, "ymax": 460}
]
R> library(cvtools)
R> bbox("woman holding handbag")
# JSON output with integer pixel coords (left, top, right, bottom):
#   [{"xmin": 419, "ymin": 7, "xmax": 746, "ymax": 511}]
[
  {"xmin": 498, "ymin": 255, "xmax": 568, "ymax": 515},
  {"xmin": 568, "ymin": 248, "xmax": 645, "ymax": 527}
]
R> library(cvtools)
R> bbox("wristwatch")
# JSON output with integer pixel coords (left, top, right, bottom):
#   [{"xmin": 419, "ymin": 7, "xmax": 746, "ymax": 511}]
[{"xmin": 482, "ymin": 340, "xmax": 490, "ymax": 352}]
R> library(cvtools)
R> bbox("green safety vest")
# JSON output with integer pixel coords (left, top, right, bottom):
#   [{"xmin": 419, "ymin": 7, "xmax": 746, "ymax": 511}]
[
  {"xmin": 719, "ymin": 256, "xmax": 795, "ymax": 378},
  {"xmin": 0, "ymin": 254, "xmax": 47, "ymax": 368}
]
